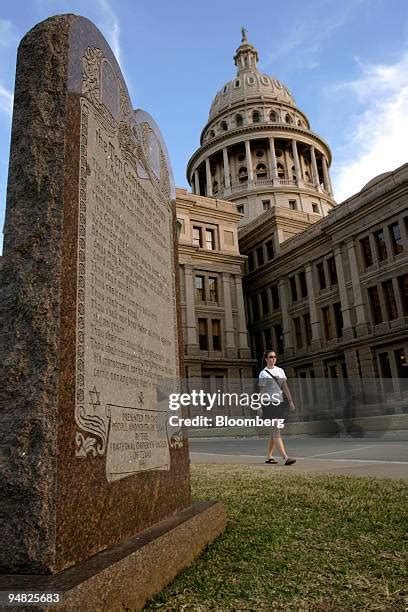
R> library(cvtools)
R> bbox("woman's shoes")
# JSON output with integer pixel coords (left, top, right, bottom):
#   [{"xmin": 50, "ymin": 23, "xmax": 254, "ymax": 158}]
[
  {"xmin": 265, "ymin": 458, "xmax": 278, "ymax": 464},
  {"xmin": 284, "ymin": 458, "xmax": 296, "ymax": 466}
]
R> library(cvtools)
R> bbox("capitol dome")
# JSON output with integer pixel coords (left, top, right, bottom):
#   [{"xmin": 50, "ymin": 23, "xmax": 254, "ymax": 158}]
[
  {"xmin": 209, "ymin": 30, "xmax": 296, "ymax": 121},
  {"xmin": 187, "ymin": 29, "xmax": 336, "ymax": 226}
]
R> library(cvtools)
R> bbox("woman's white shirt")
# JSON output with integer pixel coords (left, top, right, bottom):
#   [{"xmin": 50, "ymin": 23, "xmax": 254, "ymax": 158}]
[{"xmin": 259, "ymin": 366, "xmax": 287, "ymax": 402}]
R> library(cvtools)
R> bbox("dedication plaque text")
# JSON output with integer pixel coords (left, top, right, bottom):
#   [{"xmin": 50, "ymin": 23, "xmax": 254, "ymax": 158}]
[{"xmin": 74, "ymin": 48, "xmax": 178, "ymax": 481}]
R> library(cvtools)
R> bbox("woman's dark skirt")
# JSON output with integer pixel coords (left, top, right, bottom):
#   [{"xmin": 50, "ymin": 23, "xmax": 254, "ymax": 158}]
[{"xmin": 262, "ymin": 401, "xmax": 285, "ymax": 420}]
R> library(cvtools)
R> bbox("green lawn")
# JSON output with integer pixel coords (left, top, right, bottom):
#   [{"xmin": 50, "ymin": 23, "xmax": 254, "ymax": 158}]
[{"xmin": 146, "ymin": 464, "xmax": 407, "ymax": 611}]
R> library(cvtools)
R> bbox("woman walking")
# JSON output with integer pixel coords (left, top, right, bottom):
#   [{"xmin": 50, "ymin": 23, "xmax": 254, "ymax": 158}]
[{"xmin": 259, "ymin": 350, "xmax": 296, "ymax": 465}]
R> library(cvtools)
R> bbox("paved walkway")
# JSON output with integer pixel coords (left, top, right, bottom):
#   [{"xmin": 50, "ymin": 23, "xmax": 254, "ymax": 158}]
[{"xmin": 189, "ymin": 434, "xmax": 408, "ymax": 479}]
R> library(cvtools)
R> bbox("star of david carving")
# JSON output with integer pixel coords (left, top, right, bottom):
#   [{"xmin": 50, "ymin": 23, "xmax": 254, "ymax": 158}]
[{"xmin": 89, "ymin": 386, "xmax": 101, "ymax": 413}]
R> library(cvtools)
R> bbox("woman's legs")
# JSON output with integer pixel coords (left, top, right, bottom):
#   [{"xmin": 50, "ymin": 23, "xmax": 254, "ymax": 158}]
[
  {"xmin": 267, "ymin": 435, "xmax": 275, "ymax": 459},
  {"xmin": 273, "ymin": 430, "xmax": 289, "ymax": 460}
]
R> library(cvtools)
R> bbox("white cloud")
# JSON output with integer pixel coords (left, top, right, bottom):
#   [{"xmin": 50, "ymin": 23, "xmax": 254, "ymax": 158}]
[
  {"xmin": 0, "ymin": 84, "xmax": 13, "ymax": 115},
  {"xmin": 332, "ymin": 51, "xmax": 408, "ymax": 201}
]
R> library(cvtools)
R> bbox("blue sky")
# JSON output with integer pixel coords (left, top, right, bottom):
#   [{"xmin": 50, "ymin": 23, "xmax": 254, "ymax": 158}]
[{"xmin": 1, "ymin": 0, "xmax": 408, "ymax": 253}]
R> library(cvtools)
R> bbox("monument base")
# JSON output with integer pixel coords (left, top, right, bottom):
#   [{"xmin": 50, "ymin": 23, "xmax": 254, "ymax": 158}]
[{"xmin": 0, "ymin": 502, "xmax": 226, "ymax": 611}]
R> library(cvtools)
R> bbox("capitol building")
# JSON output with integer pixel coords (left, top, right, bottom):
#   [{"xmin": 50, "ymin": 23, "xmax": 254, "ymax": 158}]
[{"xmin": 176, "ymin": 31, "xmax": 407, "ymax": 411}]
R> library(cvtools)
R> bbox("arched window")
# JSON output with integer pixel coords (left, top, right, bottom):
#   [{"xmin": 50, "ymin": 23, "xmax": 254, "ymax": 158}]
[
  {"xmin": 220, "ymin": 121, "xmax": 228, "ymax": 131},
  {"xmin": 270, "ymin": 110, "xmax": 278, "ymax": 122},
  {"xmin": 252, "ymin": 110, "xmax": 260, "ymax": 124},
  {"xmin": 236, "ymin": 114, "xmax": 243, "ymax": 127},
  {"xmin": 238, "ymin": 166, "xmax": 248, "ymax": 183},
  {"xmin": 256, "ymin": 163, "xmax": 267, "ymax": 178},
  {"xmin": 291, "ymin": 165, "xmax": 296, "ymax": 181},
  {"xmin": 213, "ymin": 180, "xmax": 218, "ymax": 194},
  {"xmin": 285, "ymin": 113, "xmax": 293, "ymax": 124},
  {"xmin": 277, "ymin": 163, "xmax": 285, "ymax": 179},
  {"xmin": 237, "ymin": 152, "xmax": 245, "ymax": 162}
]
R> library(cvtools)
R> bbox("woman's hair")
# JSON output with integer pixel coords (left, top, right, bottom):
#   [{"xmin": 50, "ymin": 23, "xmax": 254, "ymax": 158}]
[{"xmin": 263, "ymin": 349, "xmax": 277, "ymax": 363}]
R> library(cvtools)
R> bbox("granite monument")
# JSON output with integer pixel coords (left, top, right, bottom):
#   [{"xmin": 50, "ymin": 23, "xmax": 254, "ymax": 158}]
[{"xmin": 0, "ymin": 14, "xmax": 225, "ymax": 609}]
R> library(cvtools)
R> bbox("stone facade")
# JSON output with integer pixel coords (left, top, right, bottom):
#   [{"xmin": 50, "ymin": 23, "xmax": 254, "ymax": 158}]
[
  {"xmin": 176, "ymin": 188, "xmax": 254, "ymax": 390},
  {"xmin": 240, "ymin": 164, "xmax": 408, "ymax": 390}
]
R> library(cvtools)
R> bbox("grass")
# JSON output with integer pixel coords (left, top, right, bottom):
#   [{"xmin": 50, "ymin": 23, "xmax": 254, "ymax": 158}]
[{"xmin": 146, "ymin": 465, "xmax": 407, "ymax": 611}]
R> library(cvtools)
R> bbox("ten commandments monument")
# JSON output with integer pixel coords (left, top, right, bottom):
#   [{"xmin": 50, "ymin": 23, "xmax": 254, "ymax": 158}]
[{"xmin": 0, "ymin": 14, "xmax": 225, "ymax": 609}]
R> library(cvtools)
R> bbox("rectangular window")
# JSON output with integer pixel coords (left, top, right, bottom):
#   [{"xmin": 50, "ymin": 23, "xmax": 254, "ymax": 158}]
[
  {"xmin": 368, "ymin": 286, "xmax": 383, "ymax": 324},
  {"xmin": 261, "ymin": 290, "xmax": 269, "ymax": 315},
  {"xmin": 237, "ymin": 204, "xmax": 244, "ymax": 214},
  {"xmin": 262, "ymin": 199, "xmax": 271, "ymax": 211},
  {"xmin": 271, "ymin": 284, "xmax": 280, "ymax": 310},
  {"xmin": 195, "ymin": 275, "xmax": 205, "ymax": 301},
  {"xmin": 293, "ymin": 317, "xmax": 302, "ymax": 348},
  {"xmin": 289, "ymin": 276, "xmax": 297, "ymax": 302},
  {"xmin": 299, "ymin": 271, "xmax": 308, "ymax": 298},
  {"xmin": 327, "ymin": 257, "xmax": 338, "ymax": 285},
  {"xmin": 312, "ymin": 203, "xmax": 319, "ymax": 213},
  {"xmin": 322, "ymin": 306, "xmax": 333, "ymax": 340},
  {"xmin": 256, "ymin": 246, "xmax": 264, "ymax": 267},
  {"xmin": 394, "ymin": 349, "xmax": 407, "ymax": 378},
  {"xmin": 205, "ymin": 228, "xmax": 215, "ymax": 250},
  {"xmin": 374, "ymin": 229, "xmax": 387, "ymax": 261},
  {"xmin": 198, "ymin": 318, "xmax": 208, "ymax": 350},
  {"xmin": 333, "ymin": 302, "xmax": 343, "ymax": 337},
  {"xmin": 266, "ymin": 239, "xmax": 274, "ymax": 260},
  {"xmin": 274, "ymin": 323, "xmax": 284, "ymax": 354},
  {"xmin": 248, "ymin": 252, "xmax": 254, "ymax": 272},
  {"xmin": 263, "ymin": 328, "xmax": 272, "ymax": 351},
  {"xmin": 303, "ymin": 313, "xmax": 312, "ymax": 345},
  {"xmin": 212, "ymin": 319, "xmax": 221, "ymax": 351},
  {"xmin": 251, "ymin": 295, "xmax": 260, "ymax": 322},
  {"xmin": 389, "ymin": 222, "xmax": 403, "ymax": 255},
  {"xmin": 398, "ymin": 274, "xmax": 408, "ymax": 315},
  {"xmin": 379, "ymin": 351, "xmax": 393, "ymax": 392},
  {"xmin": 382, "ymin": 280, "xmax": 398, "ymax": 320},
  {"xmin": 289, "ymin": 199, "xmax": 297, "ymax": 210},
  {"xmin": 192, "ymin": 226, "xmax": 202, "ymax": 247},
  {"xmin": 360, "ymin": 236, "xmax": 373, "ymax": 268},
  {"xmin": 317, "ymin": 262, "xmax": 326, "ymax": 290},
  {"xmin": 208, "ymin": 277, "xmax": 218, "ymax": 302}
]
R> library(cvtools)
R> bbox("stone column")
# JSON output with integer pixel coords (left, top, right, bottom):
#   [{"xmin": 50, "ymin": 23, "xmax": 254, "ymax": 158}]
[
  {"xmin": 269, "ymin": 137, "xmax": 279, "ymax": 182},
  {"xmin": 369, "ymin": 233, "xmax": 378, "ymax": 264},
  {"xmin": 222, "ymin": 273, "xmax": 236, "ymax": 358},
  {"xmin": 245, "ymin": 140, "xmax": 254, "ymax": 181},
  {"xmin": 194, "ymin": 170, "xmax": 200, "ymax": 196},
  {"xmin": 322, "ymin": 156, "xmax": 332, "ymax": 195},
  {"xmin": 205, "ymin": 158, "xmax": 212, "ymax": 197},
  {"xmin": 305, "ymin": 263, "xmax": 321, "ymax": 349},
  {"xmin": 184, "ymin": 265, "xmax": 199, "ymax": 354},
  {"xmin": 292, "ymin": 139, "xmax": 303, "ymax": 186},
  {"xmin": 334, "ymin": 245, "xmax": 353, "ymax": 339},
  {"xmin": 310, "ymin": 145, "xmax": 319, "ymax": 188},
  {"xmin": 222, "ymin": 148, "xmax": 231, "ymax": 189},
  {"xmin": 278, "ymin": 279, "xmax": 294, "ymax": 354},
  {"xmin": 347, "ymin": 239, "xmax": 369, "ymax": 335},
  {"xmin": 392, "ymin": 276, "xmax": 405, "ymax": 319},
  {"xmin": 234, "ymin": 276, "xmax": 250, "ymax": 357},
  {"xmin": 399, "ymin": 213, "xmax": 408, "ymax": 247}
]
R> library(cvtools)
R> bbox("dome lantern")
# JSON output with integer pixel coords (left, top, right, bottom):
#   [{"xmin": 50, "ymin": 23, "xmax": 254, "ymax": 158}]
[{"xmin": 234, "ymin": 27, "xmax": 259, "ymax": 75}]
